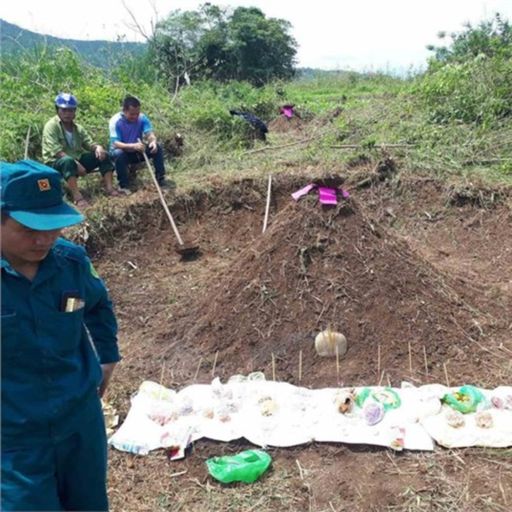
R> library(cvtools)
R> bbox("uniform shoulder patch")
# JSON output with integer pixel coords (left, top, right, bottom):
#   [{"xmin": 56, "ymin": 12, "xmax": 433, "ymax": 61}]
[{"xmin": 53, "ymin": 238, "xmax": 87, "ymax": 262}]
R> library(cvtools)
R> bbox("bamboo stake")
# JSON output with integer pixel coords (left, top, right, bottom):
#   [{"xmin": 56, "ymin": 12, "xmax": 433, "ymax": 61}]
[
  {"xmin": 211, "ymin": 351, "xmax": 219, "ymax": 377},
  {"xmin": 423, "ymin": 345, "xmax": 429, "ymax": 376},
  {"xmin": 158, "ymin": 362, "xmax": 166, "ymax": 400},
  {"xmin": 24, "ymin": 126, "xmax": 31, "ymax": 159},
  {"xmin": 193, "ymin": 357, "xmax": 203, "ymax": 381},
  {"xmin": 335, "ymin": 344, "xmax": 340, "ymax": 381},
  {"xmin": 159, "ymin": 362, "xmax": 166, "ymax": 386},
  {"xmin": 386, "ymin": 373, "xmax": 391, "ymax": 387},
  {"xmin": 443, "ymin": 362, "xmax": 450, "ymax": 388},
  {"xmin": 378, "ymin": 369, "xmax": 385, "ymax": 387},
  {"xmin": 408, "ymin": 341, "xmax": 413, "ymax": 374},
  {"xmin": 262, "ymin": 174, "xmax": 272, "ymax": 234},
  {"xmin": 377, "ymin": 344, "xmax": 381, "ymax": 378},
  {"xmin": 298, "ymin": 350, "xmax": 303, "ymax": 383},
  {"xmin": 272, "ymin": 353, "xmax": 276, "ymax": 381}
]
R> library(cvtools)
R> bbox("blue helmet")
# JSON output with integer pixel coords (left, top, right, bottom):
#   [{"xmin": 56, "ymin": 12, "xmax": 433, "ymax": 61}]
[{"xmin": 55, "ymin": 93, "xmax": 78, "ymax": 109}]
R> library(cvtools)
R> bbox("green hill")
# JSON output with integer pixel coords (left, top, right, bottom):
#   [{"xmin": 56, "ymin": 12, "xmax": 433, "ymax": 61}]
[{"xmin": 0, "ymin": 19, "xmax": 146, "ymax": 68}]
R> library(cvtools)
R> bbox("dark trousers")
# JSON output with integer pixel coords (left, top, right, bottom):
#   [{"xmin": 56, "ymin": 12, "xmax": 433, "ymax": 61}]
[
  {"xmin": 1, "ymin": 397, "xmax": 108, "ymax": 511},
  {"xmin": 52, "ymin": 153, "xmax": 114, "ymax": 181},
  {"xmin": 111, "ymin": 144, "xmax": 165, "ymax": 188}
]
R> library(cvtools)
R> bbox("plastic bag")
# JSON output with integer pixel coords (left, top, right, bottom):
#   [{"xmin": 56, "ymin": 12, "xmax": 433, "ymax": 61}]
[
  {"xmin": 206, "ymin": 449, "xmax": 272, "ymax": 483},
  {"xmin": 442, "ymin": 385, "xmax": 484, "ymax": 414}
]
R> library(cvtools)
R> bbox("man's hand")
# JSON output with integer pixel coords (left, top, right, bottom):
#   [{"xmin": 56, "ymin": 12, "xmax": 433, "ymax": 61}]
[
  {"xmin": 76, "ymin": 161, "xmax": 87, "ymax": 177},
  {"xmin": 132, "ymin": 142, "xmax": 146, "ymax": 153},
  {"xmin": 95, "ymin": 145, "xmax": 107, "ymax": 161},
  {"xmin": 99, "ymin": 362, "xmax": 117, "ymax": 398},
  {"xmin": 148, "ymin": 140, "xmax": 158, "ymax": 154}
]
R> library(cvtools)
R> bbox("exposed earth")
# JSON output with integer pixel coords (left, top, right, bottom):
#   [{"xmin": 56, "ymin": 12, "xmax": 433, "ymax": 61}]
[{"xmin": 87, "ymin": 169, "xmax": 511, "ymax": 512}]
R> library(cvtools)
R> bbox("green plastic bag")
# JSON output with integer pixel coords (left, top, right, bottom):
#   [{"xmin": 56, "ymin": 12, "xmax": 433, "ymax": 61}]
[
  {"xmin": 206, "ymin": 449, "xmax": 272, "ymax": 484},
  {"xmin": 442, "ymin": 385, "xmax": 484, "ymax": 414}
]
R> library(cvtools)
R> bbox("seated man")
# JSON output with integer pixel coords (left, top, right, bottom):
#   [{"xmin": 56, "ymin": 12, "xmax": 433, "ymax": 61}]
[
  {"xmin": 109, "ymin": 95, "xmax": 173, "ymax": 192},
  {"xmin": 42, "ymin": 93, "xmax": 119, "ymax": 207}
]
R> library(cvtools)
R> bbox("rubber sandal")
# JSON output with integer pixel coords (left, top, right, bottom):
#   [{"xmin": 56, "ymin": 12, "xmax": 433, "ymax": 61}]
[
  {"xmin": 105, "ymin": 189, "xmax": 122, "ymax": 197},
  {"xmin": 74, "ymin": 198, "xmax": 90, "ymax": 208}
]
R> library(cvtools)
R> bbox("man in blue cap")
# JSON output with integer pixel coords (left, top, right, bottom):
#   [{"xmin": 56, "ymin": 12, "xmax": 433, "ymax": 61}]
[{"xmin": 1, "ymin": 160, "xmax": 120, "ymax": 511}]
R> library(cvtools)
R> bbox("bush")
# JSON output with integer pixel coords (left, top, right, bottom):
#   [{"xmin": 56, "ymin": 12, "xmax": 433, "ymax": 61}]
[{"xmin": 413, "ymin": 54, "xmax": 512, "ymax": 126}]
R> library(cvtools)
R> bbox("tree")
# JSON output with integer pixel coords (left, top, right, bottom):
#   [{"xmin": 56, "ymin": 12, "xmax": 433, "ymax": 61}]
[
  {"xmin": 228, "ymin": 7, "xmax": 296, "ymax": 85},
  {"xmin": 426, "ymin": 13, "xmax": 512, "ymax": 65},
  {"xmin": 149, "ymin": 3, "xmax": 297, "ymax": 89}
]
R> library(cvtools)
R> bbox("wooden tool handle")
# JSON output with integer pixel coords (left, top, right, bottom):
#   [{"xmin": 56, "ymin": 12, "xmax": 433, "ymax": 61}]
[{"xmin": 139, "ymin": 140, "xmax": 184, "ymax": 246}]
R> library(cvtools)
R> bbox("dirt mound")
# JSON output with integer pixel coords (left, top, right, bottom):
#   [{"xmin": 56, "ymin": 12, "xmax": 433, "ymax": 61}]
[
  {"xmin": 166, "ymin": 195, "xmax": 483, "ymax": 387},
  {"xmin": 268, "ymin": 115, "xmax": 304, "ymax": 133}
]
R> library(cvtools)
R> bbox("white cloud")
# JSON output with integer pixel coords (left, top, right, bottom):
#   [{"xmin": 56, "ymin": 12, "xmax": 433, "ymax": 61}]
[{"xmin": 2, "ymin": 0, "xmax": 512, "ymax": 71}]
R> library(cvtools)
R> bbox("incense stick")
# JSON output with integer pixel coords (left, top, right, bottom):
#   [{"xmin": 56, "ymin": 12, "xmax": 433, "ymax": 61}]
[
  {"xmin": 443, "ymin": 362, "xmax": 450, "ymax": 388},
  {"xmin": 158, "ymin": 362, "xmax": 166, "ymax": 400},
  {"xmin": 423, "ymin": 345, "xmax": 429, "ymax": 376},
  {"xmin": 335, "ymin": 344, "xmax": 340, "ymax": 381},
  {"xmin": 211, "ymin": 351, "xmax": 219, "ymax": 377},
  {"xmin": 408, "ymin": 341, "xmax": 413, "ymax": 374},
  {"xmin": 193, "ymin": 357, "xmax": 203, "ymax": 381},
  {"xmin": 272, "ymin": 353, "xmax": 276, "ymax": 381},
  {"xmin": 298, "ymin": 350, "xmax": 303, "ymax": 383}
]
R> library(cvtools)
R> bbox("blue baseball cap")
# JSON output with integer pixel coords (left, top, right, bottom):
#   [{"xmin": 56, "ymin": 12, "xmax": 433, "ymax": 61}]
[{"xmin": 1, "ymin": 160, "xmax": 84, "ymax": 230}]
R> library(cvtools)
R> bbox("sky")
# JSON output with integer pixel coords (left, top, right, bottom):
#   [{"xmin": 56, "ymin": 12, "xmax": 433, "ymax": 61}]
[{"xmin": 2, "ymin": 0, "xmax": 512, "ymax": 74}]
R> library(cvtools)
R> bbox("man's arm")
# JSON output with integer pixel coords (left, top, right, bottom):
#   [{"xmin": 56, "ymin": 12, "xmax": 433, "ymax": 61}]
[
  {"xmin": 113, "ymin": 140, "xmax": 145, "ymax": 152},
  {"xmin": 142, "ymin": 115, "xmax": 158, "ymax": 153},
  {"xmin": 82, "ymin": 257, "xmax": 121, "ymax": 397},
  {"xmin": 42, "ymin": 120, "xmax": 65, "ymax": 162},
  {"xmin": 78, "ymin": 125, "xmax": 106, "ymax": 160}
]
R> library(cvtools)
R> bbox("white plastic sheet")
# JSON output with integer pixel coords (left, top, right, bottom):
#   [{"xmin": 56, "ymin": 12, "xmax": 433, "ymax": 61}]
[{"xmin": 109, "ymin": 377, "xmax": 512, "ymax": 457}]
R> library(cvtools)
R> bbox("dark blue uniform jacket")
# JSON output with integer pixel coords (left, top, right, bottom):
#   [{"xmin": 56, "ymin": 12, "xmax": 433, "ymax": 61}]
[{"xmin": 1, "ymin": 238, "xmax": 120, "ymax": 448}]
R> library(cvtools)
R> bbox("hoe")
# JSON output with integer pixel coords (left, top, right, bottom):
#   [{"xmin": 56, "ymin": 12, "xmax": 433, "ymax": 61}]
[{"xmin": 140, "ymin": 142, "xmax": 199, "ymax": 258}]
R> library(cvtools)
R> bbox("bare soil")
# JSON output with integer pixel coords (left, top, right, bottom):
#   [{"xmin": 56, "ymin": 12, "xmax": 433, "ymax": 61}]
[
  {"xmin": 268, "ymin": 115, "xmax": 304, "ymax": 133},
  {"xmin": 93, "ymin": 173, "xmax": 512, "ymax": 512}
]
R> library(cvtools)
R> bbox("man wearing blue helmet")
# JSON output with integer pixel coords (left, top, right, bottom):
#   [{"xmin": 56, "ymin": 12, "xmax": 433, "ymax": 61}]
[
  {"xmin": 1, "ymin": 160, "xmax": 120, "ymax": 511},
  {"xmin": 42, "ymin": 93, "xmax": 121, "ymax": 208}
]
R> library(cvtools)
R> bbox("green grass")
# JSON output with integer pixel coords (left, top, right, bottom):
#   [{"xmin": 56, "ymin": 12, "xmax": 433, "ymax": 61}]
[{"xmin": 2, "ymin": 49, "xmax": 512, "ymax": 190}]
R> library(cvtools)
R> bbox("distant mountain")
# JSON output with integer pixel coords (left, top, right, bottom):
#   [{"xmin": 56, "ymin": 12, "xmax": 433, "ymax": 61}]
[
  {"xmin": 0, "ymin": 19, "xmax": 146, "ymax": 68},
  {"xmin": 296, "ymin": 67, "xmax": 353, "ymax": 79}
]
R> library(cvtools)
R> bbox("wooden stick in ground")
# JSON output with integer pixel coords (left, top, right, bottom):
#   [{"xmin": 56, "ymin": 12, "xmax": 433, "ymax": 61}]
[
  {"xmin": 335, "ymin": 344, "xmax": 340, "ymax": 381},
  {"xmin": 408, "ymin": 341, "xmax": 413, "ymax": 374},
  {"xmin": 423, "ymin": 345, "xmax": 429, "ymax": 376},
  {"xmin": 211, "ymin": 351, "xmax": 219, "ymax": 377},
  {"xmin": 158, "ymin": 362, "xmax": 166, "ymax": 400},
  {"xmin": 138, "ymin": 139, "xmax": 184, "ymax": 246},
  {"xmin": 298, "ymin": 350, "xmax": 303, "ymax": 384},
  {"xmin": 24, "ymin": 126, "xmax": 31, "ymax": 159},
  {"xmin": 272, "ymin": 353, "xmax": 276, "ymax": 381},
  {"xmin": 193, "ymin": 357, "xmax": 203, "ymax": 382},
  {"xmin": 262, "ymin": 174, "xmax": 272, "ymax": 234},
  {"xmin": 443, "ymin": 362, "xmax": 450, "ymax": 388},
  {"xmin": 377, "ymin": 344, "xmax": 381, "ymax": 378}
]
